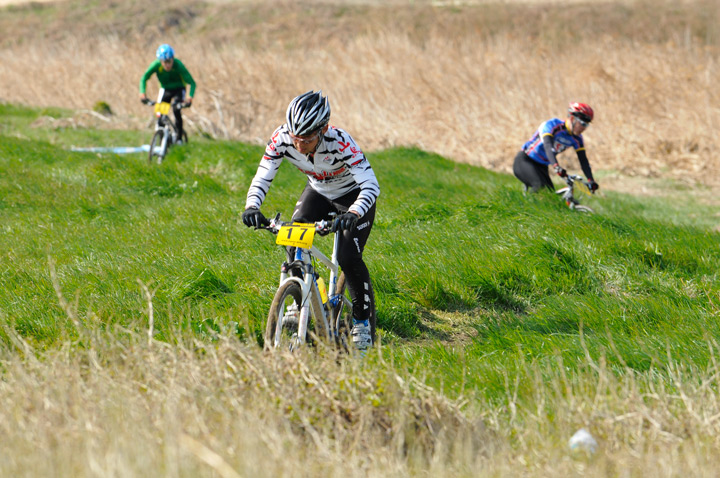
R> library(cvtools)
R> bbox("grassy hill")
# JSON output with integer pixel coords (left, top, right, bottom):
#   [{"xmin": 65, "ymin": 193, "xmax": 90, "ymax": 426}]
[{"xmin": 1, "ymin": 103, "xmax": 720, "ymax": 476}]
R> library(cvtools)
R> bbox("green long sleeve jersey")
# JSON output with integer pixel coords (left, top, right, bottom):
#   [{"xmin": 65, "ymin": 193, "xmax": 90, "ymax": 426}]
[{"xmin": 139, "ymin": 59, "xmax": 196, "ymax": 97}]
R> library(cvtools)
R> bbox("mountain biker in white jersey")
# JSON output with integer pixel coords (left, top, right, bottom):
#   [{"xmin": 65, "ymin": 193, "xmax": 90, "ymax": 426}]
[
  {"xmin": 242, "ymin": 90, "xmax": 381, "ymax": 352},
  {"xmin": 513, "ymin": 102, "xmax": 600, "ymax": 194}
]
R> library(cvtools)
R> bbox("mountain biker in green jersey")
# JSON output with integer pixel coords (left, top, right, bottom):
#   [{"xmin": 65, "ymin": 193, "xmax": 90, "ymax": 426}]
[{"xmin": 139, "ymin": 44, "xmax": 196, "ymax": 143}]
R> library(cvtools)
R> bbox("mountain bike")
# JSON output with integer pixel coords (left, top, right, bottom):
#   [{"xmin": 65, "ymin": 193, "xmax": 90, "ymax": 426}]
[
  {"xmin": 258, "ymin": 213, "xmax": 376, "ymax": 353},
  {"xmin": 142, "ymin": 98, "xmax": 188, "ymax": 164},
  {"xmin": 556, "ymin": 174, "xmax": 595, "ymax": 213}
]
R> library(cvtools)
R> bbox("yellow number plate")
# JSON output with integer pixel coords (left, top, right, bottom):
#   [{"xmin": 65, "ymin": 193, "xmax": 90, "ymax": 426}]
[
  {"xmin": 575, "ymin": 180, "xmax": 591, "ymax": 196},
  {"xmin": 276, "ymin": 223, "xmax": 316, "ymax": 248},
  {"xmin": 154, "ymin": 102, "xmax": 171, "ymax": 115}
]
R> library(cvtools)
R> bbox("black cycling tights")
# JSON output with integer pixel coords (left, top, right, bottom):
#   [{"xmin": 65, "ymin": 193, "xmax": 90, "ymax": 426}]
[
  {"xmin": 290, "ymin": 184, "xmax": 376, "ymax": 322},
  {"xmin": 160, "ymin": 88, "xmax": 186, "ymax": 138},
  {"xmin": 513, "ymin": 151, "xmax": 554, "ymax": 193}
]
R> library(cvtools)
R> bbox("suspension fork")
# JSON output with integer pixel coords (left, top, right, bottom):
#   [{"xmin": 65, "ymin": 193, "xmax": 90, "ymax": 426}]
[{"xmin": 287, "ymin": 247, "xmax": 325, "ymax": 344}]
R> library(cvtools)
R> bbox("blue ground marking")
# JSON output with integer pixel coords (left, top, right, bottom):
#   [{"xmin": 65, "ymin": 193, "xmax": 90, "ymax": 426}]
[{"xmin": 70, "ymin": 145, "xmax": 151, "ymax": 154}]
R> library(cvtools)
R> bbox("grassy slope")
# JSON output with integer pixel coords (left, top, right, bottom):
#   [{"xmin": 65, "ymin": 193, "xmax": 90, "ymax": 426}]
[
  {"xmin": 3, "ymin": 103, "xmax": 720, "ymax": 475},
  {"xmin": 2, "ymin": 103, "xmax": 719, "ymax": 379}
]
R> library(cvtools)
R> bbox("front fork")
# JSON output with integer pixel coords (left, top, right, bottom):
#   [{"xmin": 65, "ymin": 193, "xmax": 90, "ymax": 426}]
[
  {"xmin": 562, "ymin": 188, "xmax": 580, "ymax": 208},
  {"xmin": 278, "ymin": 248, "xmax": 326, "ymax": 345},
  {"xmin": 160, "ymin": 130, "xmax": 169, "ymax": 153}
]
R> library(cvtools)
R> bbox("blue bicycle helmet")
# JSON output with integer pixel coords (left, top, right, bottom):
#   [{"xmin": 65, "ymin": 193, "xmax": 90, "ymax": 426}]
[{"xmin": 156, "ymin": 44, "xmax": 175, "ymax": 61}]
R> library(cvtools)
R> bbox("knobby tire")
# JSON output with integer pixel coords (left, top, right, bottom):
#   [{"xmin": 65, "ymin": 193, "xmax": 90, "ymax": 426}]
[
  {"xmin": 574, "ymin": 205, "xmax": 594, "ymax": 213},
  {"xmin": 265, "ymin": 279, "xmax": 329, "ymax": 351},
  {"xmin": 149, "ymin": 130, "xmax": 165, "ymax": 164}
]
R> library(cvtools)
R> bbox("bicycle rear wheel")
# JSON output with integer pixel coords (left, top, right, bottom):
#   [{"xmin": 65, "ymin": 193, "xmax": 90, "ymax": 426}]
[
  {"xmin": 265, "ymin": 281, "xmax": 328, "ymax": 351},
  {"xmin": 148, "ymin": 130, "xmax": 166, "ymax": 164},
  {"xmin": 331, "ymin": 272, "xmax": 377, "ymax": 350}
]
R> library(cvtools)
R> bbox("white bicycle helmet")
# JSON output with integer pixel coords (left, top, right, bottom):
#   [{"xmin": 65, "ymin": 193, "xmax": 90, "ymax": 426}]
[{"xmin": 286, "ymin": 90, "xmax": 331, "ymax": 136}]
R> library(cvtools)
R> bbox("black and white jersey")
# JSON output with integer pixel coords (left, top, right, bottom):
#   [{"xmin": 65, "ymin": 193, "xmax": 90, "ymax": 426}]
[{"xmin": 245, "ymin": 124, "xmax": 380, "ymax": 216}]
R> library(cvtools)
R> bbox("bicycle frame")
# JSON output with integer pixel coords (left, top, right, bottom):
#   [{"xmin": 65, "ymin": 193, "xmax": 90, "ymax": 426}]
[{"xmin": 154, "ymin": 109, "xmax": 178, "ymax": 137}]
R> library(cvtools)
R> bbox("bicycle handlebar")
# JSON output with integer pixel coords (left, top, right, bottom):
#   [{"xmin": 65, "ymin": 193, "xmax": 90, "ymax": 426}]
[
  {"xmin": 564, "ymin": 174, "xmax": 595, "ymax": 194},
  {"xmin": 260, "ymin": 213, "xmax": 334, "ymax": 237},
  {"xmin": 141, "ymin": 98, "xmax": 189, "ymax": 110}
]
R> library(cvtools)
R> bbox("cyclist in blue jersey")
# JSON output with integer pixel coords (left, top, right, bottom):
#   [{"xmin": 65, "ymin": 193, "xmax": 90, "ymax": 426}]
[
  {"xmin": 241, "ymin": 91, "xmax": 380, "ymax": 353},
  {"xmin": 513, "ymin": 103, "xmax": 600, "ymax": 193}
]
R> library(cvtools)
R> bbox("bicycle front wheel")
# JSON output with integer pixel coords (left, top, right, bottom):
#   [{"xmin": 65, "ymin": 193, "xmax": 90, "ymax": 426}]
[
  {"xmin": 265, "ymin": 281, "xmax": 328, "ymax": 351},
  {"xmin": 574, "ymin": 204, "xmax": 594, "ymax": 213},
  {"xmin": 148, "ymin": 130, "xmax": 165, "ymax": 164}
]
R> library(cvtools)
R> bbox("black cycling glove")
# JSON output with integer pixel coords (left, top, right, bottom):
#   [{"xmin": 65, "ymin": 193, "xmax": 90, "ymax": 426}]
[
  {"xmin": 332, "ymin": 212, "xmax": 359, "ymax": 232},
  {"xmin": 553, "ymin": 164, "xmax": 567, "ymax": 178},
  {"xmin": 242, "ymin": 208, "xmax": 269, "ymax": 228},
  {"xmin": 588, "ymin": 180, "xmax": 599, "ymax": 192}
]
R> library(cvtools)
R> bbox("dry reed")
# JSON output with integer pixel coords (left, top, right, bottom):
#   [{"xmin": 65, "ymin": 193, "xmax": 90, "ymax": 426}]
[
  {"xmin": 3, "ymin": 308, "xmax": 720, "ymax": 476},
  {"xmin": 0, "ymin": 0, "xmax": 718, "ymax": 197}
]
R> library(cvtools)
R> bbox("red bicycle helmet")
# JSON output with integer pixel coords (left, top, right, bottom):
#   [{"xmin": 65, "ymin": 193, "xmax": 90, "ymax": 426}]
[{"xmin": 568, "ymin": 102, "xmax": 594, "ymax": 123}]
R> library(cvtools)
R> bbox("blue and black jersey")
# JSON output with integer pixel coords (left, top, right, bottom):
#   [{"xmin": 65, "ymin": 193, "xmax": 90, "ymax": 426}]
[{"xmin": 522, "ymin": 118, "xmax": 585, "ymax": 165}]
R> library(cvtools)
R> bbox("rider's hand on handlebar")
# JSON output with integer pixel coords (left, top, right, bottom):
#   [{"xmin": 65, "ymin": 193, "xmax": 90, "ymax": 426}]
[
  {"xmin": 242, "ymin": 208, "xmax": 270, "ymax": 228},
  {"xmin": 553, "ymin": 164, "xmax": 567, "ymax": 178},
  {"xmin": 588, "ymin": 179, "xmax": 599, "ymax": 192},
  {"xmin": 140, "ymin": 95, "xmax": 151, "ymax": 105},
  {"xmin": 332, "ymin": 212, "xmax": 359, "ymax": 232}
]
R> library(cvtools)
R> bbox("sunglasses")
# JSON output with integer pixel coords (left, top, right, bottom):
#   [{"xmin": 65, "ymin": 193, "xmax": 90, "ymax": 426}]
[
  {"xmin": 575, "ymin": 116, "xmax": 590, "ymax": 127},
  {"xmin": 289, "ymin": 130, "xmax": 321, "ymax": 144}
]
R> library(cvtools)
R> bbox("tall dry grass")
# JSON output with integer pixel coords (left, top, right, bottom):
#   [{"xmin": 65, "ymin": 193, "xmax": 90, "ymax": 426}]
[
  {"xmin": 4, "ymin": 307, "xmax": 720, "ymax": 476},
  {"xmin": 0, "ymin": 0, "xmax": 719, "ymax": 196}
]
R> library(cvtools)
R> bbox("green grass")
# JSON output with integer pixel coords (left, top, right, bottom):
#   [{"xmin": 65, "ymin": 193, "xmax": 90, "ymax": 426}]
[{"xmin": 1, "ymin": 102, "xmax": 719, "ymax": 402}]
